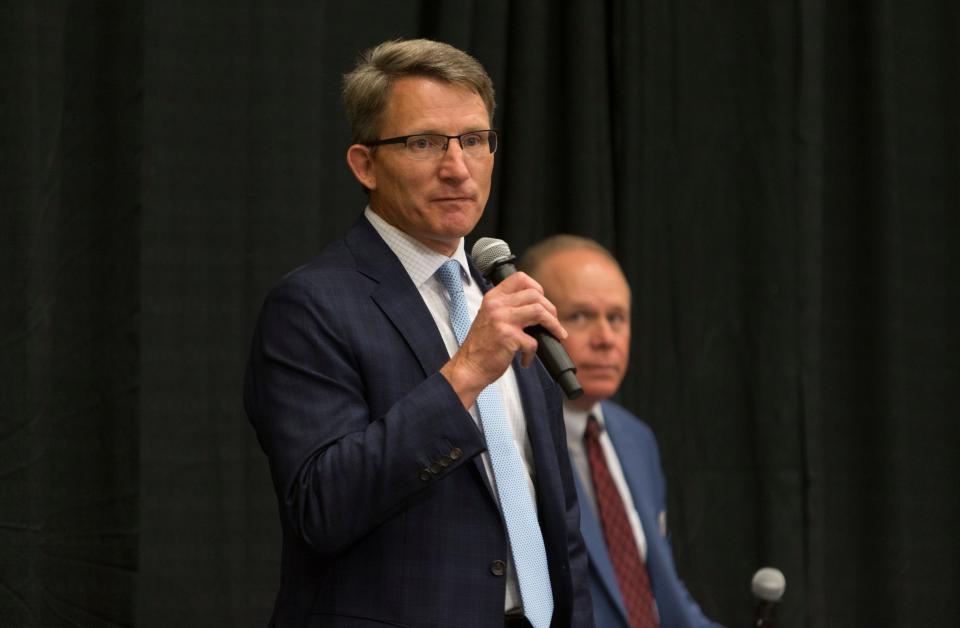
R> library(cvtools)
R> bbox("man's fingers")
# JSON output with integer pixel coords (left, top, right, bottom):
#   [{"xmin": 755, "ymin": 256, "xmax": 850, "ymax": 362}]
[
  {"xmin": 493, "ymin": 270, "xmax": 544, "ymax": 295},
  {"xmin": 508, "ymin": 302, "xmax": 567, "ymax": 341},
  {"xmin": 451, "ymin": 272, "xmax": 566, "ymax": 385},
  {"xmin": 517, "ymin": 334, "xmax": 539, "ymax": 368},
  {"xmin": 500, "ymin": 288, "xmax": 558, "ymax": 318}
]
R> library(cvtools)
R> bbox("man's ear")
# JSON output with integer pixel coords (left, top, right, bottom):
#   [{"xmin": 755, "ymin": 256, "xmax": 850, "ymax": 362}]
[{"xmin": 346, "ymin": 144, "xmax": 377, "ymax": 191}]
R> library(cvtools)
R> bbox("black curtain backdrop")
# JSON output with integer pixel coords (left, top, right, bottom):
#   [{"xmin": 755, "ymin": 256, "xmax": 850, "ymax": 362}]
[{"xmin": 2, "ymin": 1, "xmax": 958, "ymax": 627}]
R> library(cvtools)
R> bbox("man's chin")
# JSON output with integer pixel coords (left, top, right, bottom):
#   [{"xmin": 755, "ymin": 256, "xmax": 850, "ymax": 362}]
[
  {"xmin": 580, "ymin": 370, "xmax": 623, "ymax": 384},
  {"xmin": 436, "ymin": 215, "xmax": 483, "ymax": 240},
  {"xmin": 580, "ymin": 380, "xmax": 621, "ymax": 402}
]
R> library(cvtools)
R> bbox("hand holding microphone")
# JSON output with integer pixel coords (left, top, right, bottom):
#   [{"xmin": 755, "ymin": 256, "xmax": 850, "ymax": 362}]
[
  {"xmin": 471, "ymin": 238, "xmax": 582, "ymax": 400},
  {"xmin": 439, "ymin": 236, "xmax": 580, "ymax": 408}
]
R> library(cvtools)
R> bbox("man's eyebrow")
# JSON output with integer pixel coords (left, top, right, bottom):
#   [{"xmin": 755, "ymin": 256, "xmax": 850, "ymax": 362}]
[
  {"xmin": 563, "ymin": 301, "xmax": 598, "ymax": 311},
  {"xmin": 406, "ymin": 125, "xmax": 489, "ymax": 135}
]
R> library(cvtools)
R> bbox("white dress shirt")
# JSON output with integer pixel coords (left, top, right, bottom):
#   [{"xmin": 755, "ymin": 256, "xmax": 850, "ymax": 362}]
[{"xmin": 365, "ymin": 208, "xmax": 535, "ymax": 613}]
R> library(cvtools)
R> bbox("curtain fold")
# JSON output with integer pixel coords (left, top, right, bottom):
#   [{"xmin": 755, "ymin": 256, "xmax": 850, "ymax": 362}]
[
  {"xmin": 1, "ymin": 2, "xmax": 141, "ymax": 627},
  {"xmin": 2, "ymin": 1, "xmax": 957, "ymax": 626}
]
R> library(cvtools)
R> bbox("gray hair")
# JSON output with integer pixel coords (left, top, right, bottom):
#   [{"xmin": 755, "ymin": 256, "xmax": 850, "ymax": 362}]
[{"xmin": 342, "ymin": 38, "xmax": 496, "ymax": 144}]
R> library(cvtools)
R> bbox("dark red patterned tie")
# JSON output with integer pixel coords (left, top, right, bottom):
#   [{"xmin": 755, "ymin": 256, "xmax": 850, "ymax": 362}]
[{"xmin": 584, "ymin": 415, "xmax": 659, "ymax": 628}]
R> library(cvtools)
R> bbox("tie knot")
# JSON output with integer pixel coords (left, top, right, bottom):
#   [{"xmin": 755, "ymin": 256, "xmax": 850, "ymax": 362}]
[
  {"xmin": 436, "ymin": 259, "xmax": 465, "ymax": 297},
  {"xmin": 584, "ymin": 414, "xmax": 602, "ymax": 442}
]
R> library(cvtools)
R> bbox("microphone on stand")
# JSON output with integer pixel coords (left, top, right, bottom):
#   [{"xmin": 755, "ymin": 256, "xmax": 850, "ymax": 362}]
[
  {"xmin": 751, "ymin": 567, "xmax": 786, "ymax": 627},
  {"xmin": 470, "ymin": 237, "xmax": 583, "ymax": 400}
]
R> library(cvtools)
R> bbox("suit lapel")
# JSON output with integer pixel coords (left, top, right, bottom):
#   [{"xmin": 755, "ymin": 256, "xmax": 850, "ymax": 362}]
[
  {"xmin": 473, "ymin": 262, "xmax": 568, "ymax": 514},
  {"xmin": 573, "ymin": 465, "xmax": 631, "ymax": 625},
  {"xmin": 511, "ymin": 352, "xmax": 560, "ymax": 496},
  {"xmin": 603, "ymin": 402, "xmax": 671, "ymax": 608},
  {"xmin": 603, "ymin": 402, "xmax": 660, "ymax": 528},
  {"xmin": 345, "ymin": 217, "xmax": 451, "ymax": 376},
  {"xmin": 347, "ymin": 220, "xmax": 497, "ymax": 495}
]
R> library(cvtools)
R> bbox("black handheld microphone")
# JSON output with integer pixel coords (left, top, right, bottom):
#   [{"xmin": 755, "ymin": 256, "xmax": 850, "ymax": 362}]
[
  {"xmin": 750, "ymin": 567, "xmax": 786, "ymax": 627},
  {"xmin": 471, "ymin": 237, "xmax": 583, "ymax": 400}
]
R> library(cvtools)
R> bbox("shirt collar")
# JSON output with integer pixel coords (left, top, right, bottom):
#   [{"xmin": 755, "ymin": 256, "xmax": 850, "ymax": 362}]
[
  {"xmin": 563, "ymin": 401, "xmax": 605, "ymax": 446},
  {"xmin": 364, "ymin": 207, "xmax": 473, "ymax": 288}
]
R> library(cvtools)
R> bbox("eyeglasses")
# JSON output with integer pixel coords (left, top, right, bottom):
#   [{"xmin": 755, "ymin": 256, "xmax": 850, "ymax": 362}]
[{"xmin": 364, "ymin": 130, "xmax": 498, "ymax": 161}]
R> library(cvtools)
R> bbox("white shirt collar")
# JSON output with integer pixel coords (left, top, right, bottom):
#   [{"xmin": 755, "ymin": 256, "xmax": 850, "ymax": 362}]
[
  {"xmin": 364, "ymin": 207, "xmax": 473, "ymax": 287},
  {"xmin": 563, "ymin": 401, "xmax": 605, "ymax": 446}
]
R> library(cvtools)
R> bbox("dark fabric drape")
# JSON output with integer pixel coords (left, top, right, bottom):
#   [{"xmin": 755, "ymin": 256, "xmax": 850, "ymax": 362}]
[
  {"xmin": 1, "ymin": 2, "xmax": 141, "ymax": 626},
  {"xmin": 2, "ymin": 1, "xmax": 958, "ymax": 626}
]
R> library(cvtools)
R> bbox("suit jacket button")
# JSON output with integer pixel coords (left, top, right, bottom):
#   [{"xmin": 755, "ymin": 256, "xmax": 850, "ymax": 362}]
[
  {"xmin": 418, "ymin": 469, "xmax": 431, "ymax": 482},
  {"xmin": 490, "ymin": 560, "xmax": 506, "ymax": 576},
  {"xmin": 438, "ymin": 456, "xmax": 451, "ymax": 468},
  {"xmin": 429, "ymin": 462, "xmax": 442, "ymax": 474},
  {"xmin": 450, "ymin": 447, "xmax": 462, "ymax": 460}
]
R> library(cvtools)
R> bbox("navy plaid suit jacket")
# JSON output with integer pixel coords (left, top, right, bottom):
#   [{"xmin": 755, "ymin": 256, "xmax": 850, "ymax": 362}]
[{"xmin": 244, "ymin": 216, "xmax": 594, "ymax": 628}]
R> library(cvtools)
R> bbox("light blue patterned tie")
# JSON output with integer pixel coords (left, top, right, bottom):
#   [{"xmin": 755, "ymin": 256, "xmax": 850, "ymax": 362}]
[{"xmin": 435, "ymin": 259, "xmax": 554, "ymax": 628}]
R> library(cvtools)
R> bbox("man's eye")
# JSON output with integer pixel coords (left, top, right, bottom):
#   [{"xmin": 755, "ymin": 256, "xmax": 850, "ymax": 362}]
[
  {"xmin": 462, "ymin": 134, "xmax": 482, "ymax": 148},
  {"xmin": 409, "ymin": 138, "xmax": 432, "ymax": 151}
]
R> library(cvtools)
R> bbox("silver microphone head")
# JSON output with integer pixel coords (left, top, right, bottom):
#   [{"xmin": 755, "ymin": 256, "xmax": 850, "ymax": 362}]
[
  {"xmin": 751, "ymin": 567, "xmax": 786, "ymax": 602},
  {"xmin": 471, "ymin": 237, "xmax": 513, "ymax": 275}
]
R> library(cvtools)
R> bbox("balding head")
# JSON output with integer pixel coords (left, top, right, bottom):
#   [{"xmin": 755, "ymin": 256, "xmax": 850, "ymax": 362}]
[
  {"xmin": 519, "ymin": 235, "xmax": 622, "ymax": 282},
  {"xmin": 520, "ymin": 235, "xmax": 631, "ymax": 410}
]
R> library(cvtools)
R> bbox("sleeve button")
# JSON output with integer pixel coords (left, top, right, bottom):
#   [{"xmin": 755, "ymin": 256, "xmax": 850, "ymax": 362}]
[
  {"xmin": 490, "ymin": 560, "xmax": 506, "ymax": 576},
  {"xmin": 450, "ymin": 447, "xmax": 462, "ymax": 460},
  {"xmin": 418, "ymin": 470, "xmax": 431, "ymax": 482}
]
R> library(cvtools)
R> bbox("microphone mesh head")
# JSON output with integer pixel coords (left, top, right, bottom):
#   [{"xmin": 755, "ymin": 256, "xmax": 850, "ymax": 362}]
[
  {"xmin": 751, "ymin": 567, "xmax": 786, "ymax": 602},
  {"xmin": 471, "ymin": 237, "xmax": 513, "ymax": 274}
]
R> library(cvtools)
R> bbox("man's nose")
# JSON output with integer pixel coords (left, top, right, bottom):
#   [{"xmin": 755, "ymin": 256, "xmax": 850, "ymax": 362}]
[
  {"xmin": 437, "ymin": 139, "xmax": 471, "ymax": 180},
  {"xmin": 591, "ymin": 318, "xmax": 615, "ymax": 346}
]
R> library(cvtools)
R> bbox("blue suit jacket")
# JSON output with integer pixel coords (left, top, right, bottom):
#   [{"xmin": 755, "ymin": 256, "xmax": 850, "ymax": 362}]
[
  {"xmin": 576, "ymin": 401, "xmax": 722, "ymax": 628},
  {"xmin": 244, "ymin": 216, "xmax": 593, "ymax": 628}
]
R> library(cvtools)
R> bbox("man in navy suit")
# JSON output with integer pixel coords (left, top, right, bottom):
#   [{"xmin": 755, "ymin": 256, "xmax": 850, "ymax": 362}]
[
  {"xmin": 244, "ymin": 40, "xmax": 593, "ymax": 627},
  {"xmin": 520, "ymin": 236, "xmax": 722, "ymax": 628}
]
